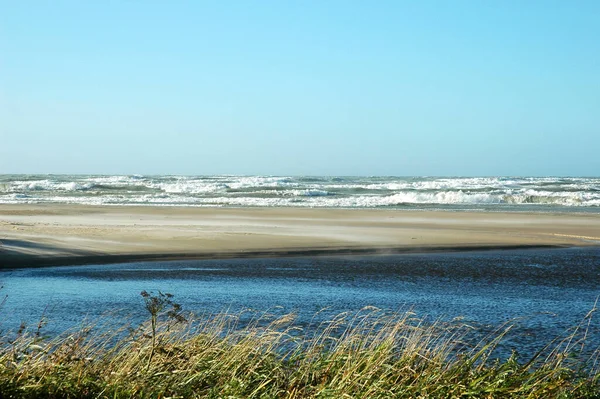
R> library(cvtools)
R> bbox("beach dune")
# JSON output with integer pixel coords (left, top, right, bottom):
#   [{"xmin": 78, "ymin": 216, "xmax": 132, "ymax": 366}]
[{"xmin": 0, "ymin": 204, "xmax": 599, "ymax": 267}]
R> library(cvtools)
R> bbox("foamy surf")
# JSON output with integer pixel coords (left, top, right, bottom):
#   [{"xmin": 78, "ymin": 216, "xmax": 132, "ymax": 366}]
[{"xmin": 0, "ymin": 175, "xmax": 598, "ymax": 211}]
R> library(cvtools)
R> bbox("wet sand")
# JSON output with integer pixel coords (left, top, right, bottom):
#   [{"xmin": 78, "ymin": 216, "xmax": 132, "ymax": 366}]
[{"xmin": 0, "ymin": 204, "xmax": 599, "ymax": 267}]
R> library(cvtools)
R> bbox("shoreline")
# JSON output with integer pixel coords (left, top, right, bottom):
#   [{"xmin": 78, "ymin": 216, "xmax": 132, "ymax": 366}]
[
  {"xmin": 0, "ymin": 243, "xmax": 570, "ymax": 269},
  {"xmin": 1, "ymin": 204, "xmax": 599, "ymax": 269}
]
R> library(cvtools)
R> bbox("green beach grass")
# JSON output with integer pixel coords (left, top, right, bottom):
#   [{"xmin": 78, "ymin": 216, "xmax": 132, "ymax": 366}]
[{"xmin": 0, "ymin": 293, "xmax": 599, "ymax": 398}]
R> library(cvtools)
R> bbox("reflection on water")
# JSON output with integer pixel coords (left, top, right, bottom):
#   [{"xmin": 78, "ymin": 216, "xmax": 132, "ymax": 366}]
[{"xmin": 1, "ymin": 247, "xmax": 599, "ymax": 358}]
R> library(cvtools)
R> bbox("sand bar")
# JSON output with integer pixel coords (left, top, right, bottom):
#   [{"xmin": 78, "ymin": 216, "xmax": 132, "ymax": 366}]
[{"xmin": 0, "ymin": 204, "xmax": 599, "ymax": 268}]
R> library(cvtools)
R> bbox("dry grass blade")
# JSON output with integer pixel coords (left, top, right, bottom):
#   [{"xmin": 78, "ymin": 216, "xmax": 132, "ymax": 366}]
[{"xmin": 0, "ymin": 304, "xmax": 598, "ymax": 398}]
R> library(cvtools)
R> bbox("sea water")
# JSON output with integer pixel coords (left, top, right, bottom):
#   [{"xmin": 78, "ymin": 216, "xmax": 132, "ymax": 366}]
[
  {"xmin": 1, "ymin": 175, "xmax": 599, "ymax": 211},
  {"xmin": 1, "ymin": 248, "xmax": 599, "ymax": 359}
]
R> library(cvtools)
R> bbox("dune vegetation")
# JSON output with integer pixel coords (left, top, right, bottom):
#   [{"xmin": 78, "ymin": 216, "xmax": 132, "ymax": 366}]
[{"xmin": 0, "ymin": 292, "xmax": 598, "ymax": 398}]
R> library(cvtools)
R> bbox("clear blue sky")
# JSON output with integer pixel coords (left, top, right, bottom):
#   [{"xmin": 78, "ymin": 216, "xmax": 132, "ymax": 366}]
[{"xmin": 1, "ymin": 1, "xmax": 599, "ymax": 176}]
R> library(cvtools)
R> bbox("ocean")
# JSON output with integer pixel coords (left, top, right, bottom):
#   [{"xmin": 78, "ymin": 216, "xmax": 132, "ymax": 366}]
[{"xmin": 1, "ymin": 175, "xmax": 599, "ymax": 211}]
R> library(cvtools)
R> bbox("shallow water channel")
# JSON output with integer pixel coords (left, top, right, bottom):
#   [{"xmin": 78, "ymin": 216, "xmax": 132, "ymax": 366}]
[{"xmin": 1, "ymin": 247, "xmax": 599, "ymax": 359}]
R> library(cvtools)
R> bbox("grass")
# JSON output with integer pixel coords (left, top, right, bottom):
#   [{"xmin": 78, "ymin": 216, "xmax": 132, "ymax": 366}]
[{"xmin": 0, "ymin": 293, "xmax": 599, "ymax": 398}]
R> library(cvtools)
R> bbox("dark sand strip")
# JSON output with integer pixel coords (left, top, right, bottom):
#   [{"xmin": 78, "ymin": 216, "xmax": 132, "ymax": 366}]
[{"xmin": 0, "ymin": 244, "xmax": 567, "ymax": 269}]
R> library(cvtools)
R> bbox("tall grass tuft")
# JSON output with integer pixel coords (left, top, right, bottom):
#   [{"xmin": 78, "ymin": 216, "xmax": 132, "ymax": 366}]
[{"xmin": 0, "ymin": 296, "xmax": 598, "ymax": 398}]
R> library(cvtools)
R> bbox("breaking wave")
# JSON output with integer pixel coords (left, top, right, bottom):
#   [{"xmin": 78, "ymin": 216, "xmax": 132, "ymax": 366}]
[{"xmin": 0, "ymin": 175, "xmax": 598, "ymax": 210}]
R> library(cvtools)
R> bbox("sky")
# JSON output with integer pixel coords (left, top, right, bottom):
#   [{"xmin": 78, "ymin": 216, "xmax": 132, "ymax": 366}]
[{"xmin": 1, "ymin": 1, "xmax": 599, "ymax": 176}]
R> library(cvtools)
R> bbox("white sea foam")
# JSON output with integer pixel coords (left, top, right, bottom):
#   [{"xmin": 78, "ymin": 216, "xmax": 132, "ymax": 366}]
[
  {"xmin": 152, "ymin": 181, "xmax": 229, "ymax": 194},
  {"xmin": 9, "ymin": 180, "xmax": 95, "ymax": 192},
  {"xmin": 0, "ymin": 175, "xmax": 598, "ymax": 209},
  {"xmin": 226, "ymin": 176, "xmax": 298, "ymax": 190},
  {"xmin": 302, "ymin": 190, "xmax": 330, "ymax": 197}
]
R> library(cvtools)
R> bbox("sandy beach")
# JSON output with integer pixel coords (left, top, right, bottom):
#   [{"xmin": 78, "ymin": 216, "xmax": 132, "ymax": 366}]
[{"xmin": 0, "ymin": 204, "xmax": 598, "ymax": 267}]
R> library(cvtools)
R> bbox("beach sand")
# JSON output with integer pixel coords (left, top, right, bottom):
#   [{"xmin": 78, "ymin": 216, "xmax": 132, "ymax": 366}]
[{"xmin": 0, "ymin": 204, "xmax": 599, "ymax": 267}]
